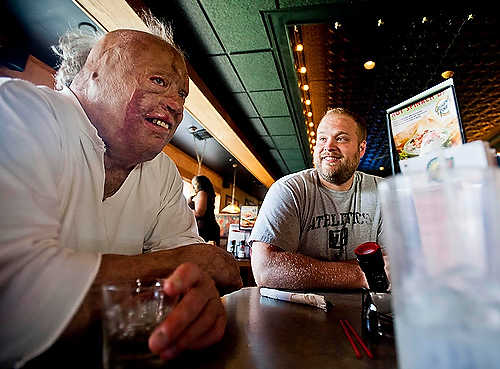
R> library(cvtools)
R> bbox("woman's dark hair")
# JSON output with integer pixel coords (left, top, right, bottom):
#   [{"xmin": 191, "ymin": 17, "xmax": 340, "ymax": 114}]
[{"xmin": 192, "ymin": 175, "xmax": 215, "ymax": 197}]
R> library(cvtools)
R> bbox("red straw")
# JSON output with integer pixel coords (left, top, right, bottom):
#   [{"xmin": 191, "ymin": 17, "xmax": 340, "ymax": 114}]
[
  {"xmin": 339, "ymin": 319, "xmax": 362, "ymax": 359},
  {"xmin": 343, "ymin": 319, "xmax": 374, "ymax": 359}
]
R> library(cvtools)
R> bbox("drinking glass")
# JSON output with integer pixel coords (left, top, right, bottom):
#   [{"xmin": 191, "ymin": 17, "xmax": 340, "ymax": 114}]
[
  {"xmin": 379, "ymin": 167, "xmax": 500, "ymax": 369},
  {"xmin": 101, "ymin": 279, "xmax": 178, "ymax": 369}
]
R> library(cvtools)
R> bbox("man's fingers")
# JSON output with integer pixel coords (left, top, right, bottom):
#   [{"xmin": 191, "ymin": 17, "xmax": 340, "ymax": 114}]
[
  {"xmin": 149, "ymin": 284, "xmax": 209, "ymax": 353},
  {"xmin": 173, "ymin": 296, "xmax": 226, "ymax": 351},
  {"xmin": 161, "ymin": 277, "xmax": 217, "ymax": 344},
  {"xmin": 149, "ymin": 263, "xmax": 222, "ymax": 356},
  {"xmin": 160, "ymin": 313, "xmax": 226, "ymax": 360},
  {"xmin": 163, "ymin": 262, "xmax": 201, "ymax": 295},
  {"xmin": 186, "ymin": 311, "xmax": 226, "ymax": 350}
]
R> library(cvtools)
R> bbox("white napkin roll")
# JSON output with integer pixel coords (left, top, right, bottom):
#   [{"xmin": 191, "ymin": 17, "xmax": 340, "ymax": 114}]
[{"xmin": 259, "ymin": 288, "xmax": 329, "ymax": 311}]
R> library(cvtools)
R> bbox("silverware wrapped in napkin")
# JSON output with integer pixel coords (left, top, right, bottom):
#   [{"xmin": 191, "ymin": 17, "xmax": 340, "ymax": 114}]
[{"xmin": 259, "ymin": 288, "xmax": 331, "ymax": 311}]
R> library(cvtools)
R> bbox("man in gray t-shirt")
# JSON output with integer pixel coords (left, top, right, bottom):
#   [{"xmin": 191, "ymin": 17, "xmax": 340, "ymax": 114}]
[{"xmin": 249, "ymin": 108, "xmax": 385, "ymax": 290}]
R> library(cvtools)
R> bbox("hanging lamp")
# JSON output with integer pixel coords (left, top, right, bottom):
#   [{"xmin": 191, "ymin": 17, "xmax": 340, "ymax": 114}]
[{"xmin": 221, "ymin": 163, "xmax": 240, "ymax": 214}]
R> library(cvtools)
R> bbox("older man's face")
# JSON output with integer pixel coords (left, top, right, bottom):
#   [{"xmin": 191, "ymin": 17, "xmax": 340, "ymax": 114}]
[
  {"xmin": 90, "ymin": 33, "xmax": 189, "ymax": 164},
  {"xmin": 313, "ymin": 113, "xmax": 366, "ymax": 187}
]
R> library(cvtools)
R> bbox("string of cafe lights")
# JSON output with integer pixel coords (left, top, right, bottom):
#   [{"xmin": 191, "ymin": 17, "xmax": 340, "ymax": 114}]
[{"xmin": 292, "ymin": 25, "xmax": 315, "ymax": 157}]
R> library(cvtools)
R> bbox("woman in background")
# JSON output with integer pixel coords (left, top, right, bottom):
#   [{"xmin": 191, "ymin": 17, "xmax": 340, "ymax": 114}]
[{"xmin": 190, "ymin": 175, "xmax": 221, "ymax": 246}]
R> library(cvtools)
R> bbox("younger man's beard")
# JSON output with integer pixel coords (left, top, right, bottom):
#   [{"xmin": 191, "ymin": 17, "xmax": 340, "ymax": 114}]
[{"xmin": 317, "ymin": 152, "xmax": 360, "ymax": 186}]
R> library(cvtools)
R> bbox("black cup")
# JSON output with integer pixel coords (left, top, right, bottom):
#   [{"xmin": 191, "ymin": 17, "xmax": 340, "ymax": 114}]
[{"xmin": 354, "ymin": 242, "xmax": 389, "ymax": 293}]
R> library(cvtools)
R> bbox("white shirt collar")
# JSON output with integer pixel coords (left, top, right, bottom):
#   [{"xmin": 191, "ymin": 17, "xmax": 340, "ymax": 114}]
[{"xmin": 59, "ymin": 85, "xmax": 106, "ymax": 153}]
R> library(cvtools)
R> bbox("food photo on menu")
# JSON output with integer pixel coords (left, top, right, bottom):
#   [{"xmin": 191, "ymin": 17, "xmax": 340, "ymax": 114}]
[
  {"xmin": 239, "ymin": 205, "xmax": 259, "ymax": 230},
  {"xmin": 389, "ymin": 80, "xmax": 463, "ymax": 161}
]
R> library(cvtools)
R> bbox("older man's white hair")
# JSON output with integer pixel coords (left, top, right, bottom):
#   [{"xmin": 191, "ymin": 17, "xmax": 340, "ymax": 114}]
[{"xmin": 52, "ymin": 10, "xmax": 180, "ymax": 90}]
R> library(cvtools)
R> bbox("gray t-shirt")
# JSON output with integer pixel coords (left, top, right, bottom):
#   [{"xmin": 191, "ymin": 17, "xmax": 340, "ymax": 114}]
[{"xmin": 249, "ymin": 169, "xmax": 384, "ymax": 261}]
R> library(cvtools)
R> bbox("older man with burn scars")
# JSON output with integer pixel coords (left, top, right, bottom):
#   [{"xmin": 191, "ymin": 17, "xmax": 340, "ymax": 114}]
[{"xmin": 0, "ymin": 17, "xmax": 241, "ymax": 368}]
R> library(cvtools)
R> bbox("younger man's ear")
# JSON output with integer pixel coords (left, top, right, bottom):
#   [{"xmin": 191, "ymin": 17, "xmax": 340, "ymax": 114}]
[{"xmin": 359, "ymin": 140, "xmax": 367, "ymax": 158}]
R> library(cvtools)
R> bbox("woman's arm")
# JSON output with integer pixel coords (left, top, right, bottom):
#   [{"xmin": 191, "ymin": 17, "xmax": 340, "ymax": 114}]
[{"xmin": 193, "ymin": 191, "xmax": 208, "ymax": 217}]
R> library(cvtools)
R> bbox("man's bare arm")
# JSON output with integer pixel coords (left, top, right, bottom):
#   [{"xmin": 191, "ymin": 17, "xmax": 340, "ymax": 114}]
[
  {"xmin": 95, "ymin": 244, "xmax": 242, "ymax": 291},
  {"xmin": 63, "ymin": 244, "xmax": 242, "ymax": 338},
  {"xmin": 251, "ymin": 241, "xmax": 368, "ymax": 290}
]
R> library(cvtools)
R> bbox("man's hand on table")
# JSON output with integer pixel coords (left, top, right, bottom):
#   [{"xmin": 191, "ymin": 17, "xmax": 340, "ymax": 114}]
[{"xmin": 148, "ymin": 262, "xmax": 226, "ymax": 360}]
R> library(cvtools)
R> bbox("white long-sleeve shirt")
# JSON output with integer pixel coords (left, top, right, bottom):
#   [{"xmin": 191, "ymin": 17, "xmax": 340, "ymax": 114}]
[{"xmin": 0, "ymin": 78, "xmax": 203, "ymax": 368}]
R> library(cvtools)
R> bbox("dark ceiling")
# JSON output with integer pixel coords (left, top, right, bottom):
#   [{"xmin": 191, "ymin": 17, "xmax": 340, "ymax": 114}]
[
  {"xmin": 2, "ymin": 0, "xmax": 499, "ymax": 200},
  {"xmin": 283, "ymin": 6, "xmax": 500, "ymax": 174},
  {"xmin": 148, "ymin": 0, "xmax": 498, "ymax": 179},
  {"xmin": 1, "ymin": 0, "xmax": 99, "ymax": 70}
]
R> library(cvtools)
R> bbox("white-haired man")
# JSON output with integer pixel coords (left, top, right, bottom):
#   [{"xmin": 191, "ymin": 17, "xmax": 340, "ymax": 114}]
[
  {"xmin": 249, "ymin": 108, "xmax": 385, "ymax": 290},
  {"xmin": 0, "ymin": 19, "xmax": 241, "ymax": 368}
]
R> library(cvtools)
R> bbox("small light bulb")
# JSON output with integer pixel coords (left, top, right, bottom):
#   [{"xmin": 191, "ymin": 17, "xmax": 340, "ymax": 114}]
[
  {"xmin": 305, "ymin": 99, "xmax": 311, "ymax": 105},
  {"xmin": 307, "ymin": 112, "xmax": 313, "ymax": 117},
  {"xmin": 299, "ymin": 66, "xmax": 307, "ymax": 74},
  {"xmin": 364, "ymin": 60, "xmax": 375, "ymax": 70},
  {"xmin": 295, "ymin": 44, "xmax": 303, "ymax": 52},
  {"xmin": 441, "ymin": 70, "xmax": 454, "ymax": 79},
  {"xmin": 308, "ymin": 121, "xmax": 314, "ymax": 127},
  {"xmin": 309, "ymin": 131, "xmax": 315, "ymax": 137},
  {"xmin": 302, "ymin": 84, "xmax": 309, "ymax": 91}
]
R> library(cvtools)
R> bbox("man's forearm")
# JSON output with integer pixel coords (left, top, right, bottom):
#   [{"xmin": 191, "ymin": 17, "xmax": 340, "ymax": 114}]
[
  {"xmin": 95, "ymin": 244, "xmax": 242, "ymax": 291},
  {"xmin": 150, "ymin": 244, "xmax": 242, "ymax": 291},
  {"xmin": 254, "ymin": 250, "xmax": 367, "ymax": 290},
  {"xmin": 64, "ymin": 244, "xmax": 242, "ymax": 338}
]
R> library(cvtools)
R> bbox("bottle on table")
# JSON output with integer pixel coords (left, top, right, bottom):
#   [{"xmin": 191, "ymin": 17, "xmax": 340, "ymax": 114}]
[
  {"xmin": 229, "ymin": 239, "xmax": 236, "ymax": 256},
  {"xmin": 244, "ymin": 242, "xmax": 251, "ymax": 259},
  {"xmin": 237, "ymin": 240, "xmax": 246, "ymax": 259}
]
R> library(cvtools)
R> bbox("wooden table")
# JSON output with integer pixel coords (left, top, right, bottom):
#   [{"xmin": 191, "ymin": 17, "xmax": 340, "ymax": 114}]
[
  {"xmin": 26, "ymin": 287, "xmax": 397, "ymax": 369},
  {"xmin": 166, "ymin": 287, "xmax": 397, "ymax": 369}
]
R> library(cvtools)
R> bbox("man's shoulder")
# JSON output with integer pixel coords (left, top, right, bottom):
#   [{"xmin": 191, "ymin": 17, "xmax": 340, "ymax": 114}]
[
  {"xmin": 142, "ymin": 151, "xmax": 182, "ymax": 183},
  {"xmin": 355, "ymin": 171, "xmax": 384, "ymax": 185},
  {"xmin": 276, "ymin": 168, "xmax": 317, "ymax": 188},
  {"xmin": 145, "ymin": 151, "xmax": 177, "ymax": 171},
  {"xmin": 0, "ymin": 77, "xmax": 32, "ymax": 90},
  {"xmin": 262, "ymin": 168, "xmax": 318, "ymax": 203},
  {"xmin": 0, "ymin": 77, "xmax": 68, "ymax": 113},
  {"xmin": 353, "ymin": 171, "xmax": 385, "ymax": 196},
  {"xmin": 0, "ymin": 77, "xmax": 56, "ymax": 98},
  {"xmin": 132, "ymin": 152, "xmax": 184, "ymax": 203}
]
